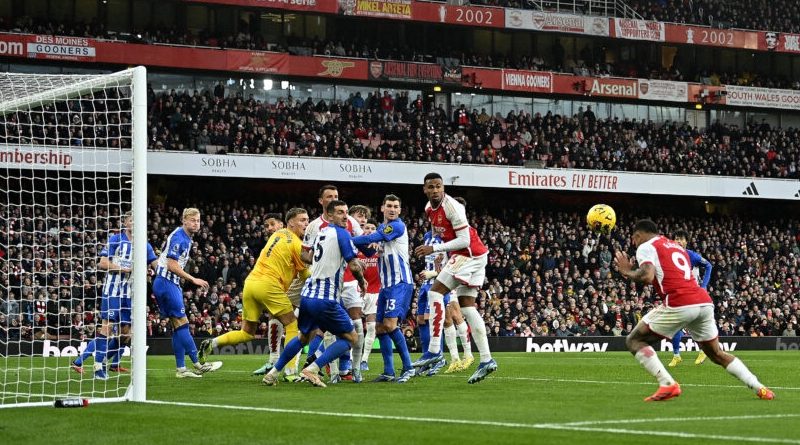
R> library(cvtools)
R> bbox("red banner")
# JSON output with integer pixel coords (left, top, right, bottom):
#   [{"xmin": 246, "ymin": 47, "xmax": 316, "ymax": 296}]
[
  {"xmin": 757, "ymin": 32, "xmax": 800, "ymax": 53},
  {"xmin": 665, "ymin": 24, "xmax": 759, "ymax": 49},
  {"xmin": 340, "ymin": 0, "xmax": 412, "ymax": 20},
  {"xmin": 411, "ymin": 3, "xmax": 504, "ymax": 28},
  {"xmin": 182, "ymin": 0, "xmax": 338, "ymax": 12},
  {"xmin": 291, "ymin": 56, "xmax": 367, "ymax": 80},
  {"xmin": 0, "ymin": 33, "xmax": 97, "ymax": 62},
  {"xmin": 552, "ymin": 76, "xmax": 638, "ymax": 99},
  {"xmin": 501, "ymin": 70, "xmax": 552, "ymax": 93},
  {"xmin": 687, "ymin": 84, "xmax": 726, "ymax": 104},
  {"xmin": 368, "ymin": 60, "xmax": 461, "ymax": 84},
  {"xmin": 226, "ymin": 51, "xmax": 290, "ymax": 73}
]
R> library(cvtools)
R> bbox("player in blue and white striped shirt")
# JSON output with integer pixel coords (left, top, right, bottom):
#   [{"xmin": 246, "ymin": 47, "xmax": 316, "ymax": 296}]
[
  {"xmin": 72, "ymin": 212, "xmax": 158, "ymax": 380},
  {"xmin": 153, "ymin": 208, "xmax": 222, "ymax": 378},
  {"xmin": 352, "ymin": 194, "xmax": 415, "ymax": 383},
  {"xmin": 263, "ymin": 200, "xmax": 367, "ymax": 388}
]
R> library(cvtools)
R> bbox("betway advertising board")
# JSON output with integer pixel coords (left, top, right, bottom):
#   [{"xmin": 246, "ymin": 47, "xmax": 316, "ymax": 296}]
[
  {"xmin": 145, "ymin": 152, "xmax": 800, "ymax": 200},
  {"xmin": 9, "ymin": 336, "xmax": 798, "ymax": 356}
]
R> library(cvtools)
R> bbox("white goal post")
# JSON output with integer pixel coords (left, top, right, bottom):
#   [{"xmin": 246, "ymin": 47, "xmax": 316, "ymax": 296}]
[{"xmin": 0, "ymin": 66, "xmax": 147, "ymax": 407}]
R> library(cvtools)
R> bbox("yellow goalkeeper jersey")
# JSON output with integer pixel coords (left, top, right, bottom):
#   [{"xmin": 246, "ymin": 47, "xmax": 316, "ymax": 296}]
[{"xmin": 247, "ymin": 228, "xmax": 309, "ymax": 291}]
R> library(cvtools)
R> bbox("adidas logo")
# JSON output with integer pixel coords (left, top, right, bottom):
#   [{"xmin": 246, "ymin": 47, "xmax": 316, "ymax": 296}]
[
  {"xmin": 795, "ymin": 190, "xmax": 800, "ymax": 198},
  {"xmin": 742, "ymin": 182, "xmax": 759, "ymax": 196}
]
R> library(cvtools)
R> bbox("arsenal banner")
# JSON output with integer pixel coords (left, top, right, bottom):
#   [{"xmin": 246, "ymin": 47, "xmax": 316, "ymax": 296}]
[
  {"xmin": 637, "ymin": 79, "xmax": 688, "ymax": 102},
  {"xmin": 505, "ymin": 9, "xmax": 609, "ymax": 36},
  {"xmin": 613, "ymin": 18, "xmax": 665, "ymax": 42},
  {"xmin": 368, "ymin": 60, "xmax": 462, "ymax": 84}
]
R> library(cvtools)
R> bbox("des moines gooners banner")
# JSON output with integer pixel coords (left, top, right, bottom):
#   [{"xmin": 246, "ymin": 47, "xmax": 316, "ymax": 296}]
[{"xmin": 368, "ymin": 60, "xmax": 462, "ymax": 84}]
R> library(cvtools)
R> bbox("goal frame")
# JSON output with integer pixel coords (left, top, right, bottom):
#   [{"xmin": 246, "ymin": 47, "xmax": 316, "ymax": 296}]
[{"xmin": 0, "ymin": 66, "xmax": 148, "ymax": 407}]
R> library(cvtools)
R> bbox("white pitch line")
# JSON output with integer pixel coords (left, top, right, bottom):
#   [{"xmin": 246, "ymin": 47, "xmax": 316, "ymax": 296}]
[
  {"xmin": 143, "ymin": 399, "xmax": 541, "ymax": 429},
  {"xmin": 171, "ymin": 368, "xmax": 800, "ymax": 391},
  {"xmin": 552, "ymin": 413, "xmax": 800, "ymax": 427},
  {"xmin": 145, "ymin": 400, "xmax": 800, "ymax": 444},
  {"xmin": 541, "ymin": 425, "xmax": 800, "ymax": 444}
]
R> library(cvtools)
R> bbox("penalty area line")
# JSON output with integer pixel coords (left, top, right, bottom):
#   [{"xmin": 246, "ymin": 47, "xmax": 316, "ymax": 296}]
[{"xmin": 144, "ymin": 400, "xmax": 800, "ymax": 444}]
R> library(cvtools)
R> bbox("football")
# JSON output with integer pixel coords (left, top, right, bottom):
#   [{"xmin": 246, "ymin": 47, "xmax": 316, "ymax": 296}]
[{"xmin": 586, "ymin": 204, "xmax": 616, "ymax": 234}]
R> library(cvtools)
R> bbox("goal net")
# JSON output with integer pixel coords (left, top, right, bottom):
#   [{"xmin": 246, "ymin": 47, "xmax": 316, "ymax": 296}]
[{"xmin": 0, "ymin": 67, "xmax": 147, "ymax": 407}]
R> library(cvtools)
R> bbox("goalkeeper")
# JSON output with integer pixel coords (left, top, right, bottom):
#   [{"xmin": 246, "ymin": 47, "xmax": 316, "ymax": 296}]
[{"xmin": 199, "ymin": 208, "xmax": 310, "ymax": 381}]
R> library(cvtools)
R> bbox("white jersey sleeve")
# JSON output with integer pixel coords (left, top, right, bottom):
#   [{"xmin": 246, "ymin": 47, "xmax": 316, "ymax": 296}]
[
  {"xmin": 636, "ymin": 242, "xmax": 658, "ymax": 266},
  {"xmin": 303, "ymin": 217, "xmax": 323, "ymax": 250},
  {"xmin": 443, "ymin": 196, "xmax": 469, "ymax": 231},
  {"xmin": 347, "ymin": 215, "xmax": 364, "ymax": 236}
]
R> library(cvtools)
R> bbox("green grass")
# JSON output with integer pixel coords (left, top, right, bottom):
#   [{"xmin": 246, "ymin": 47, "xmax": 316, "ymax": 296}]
[{"xmin": 1, "ymin": 351, "xmax": 799, "ymax": 444}]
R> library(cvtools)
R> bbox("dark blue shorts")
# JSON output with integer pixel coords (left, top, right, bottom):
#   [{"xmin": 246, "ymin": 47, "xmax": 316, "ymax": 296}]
[
  {"xmin": 415, "ymin": 283, "xmax": 451, "ymax": 317},
  {"xmin": 377, "ymin": 282, "xmax": 413, "ymax": 322},
  {"xmin": 299, "ymin": 298, "xmax": 354, "ymax": 336},
  {"xmin": 153, "ymin": 276, "xmax": 186, "ymax": 319},
  {"xmin": 100, "ymin": 295, "xmax": 132, "ymax": 324}
]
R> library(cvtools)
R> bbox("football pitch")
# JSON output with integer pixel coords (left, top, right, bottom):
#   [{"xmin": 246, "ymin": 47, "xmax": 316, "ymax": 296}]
[{"xmin": 1, "ymin": 351, "xmax": 799, "ymax": 444}]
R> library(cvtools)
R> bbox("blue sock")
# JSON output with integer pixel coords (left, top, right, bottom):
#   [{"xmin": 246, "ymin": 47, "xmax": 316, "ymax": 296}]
[
  {"xmin": 307, "ymin": 334, "xmax": 323, "ymax": 360},
  {"xmin": 75, "ymin": 339, "xmax": 96, "ymax": 366},
  {"xmin": 275, "ymin": 336, "xmax": 304, "ymax": 371},
  {"xmin": 672, "ymin": 330, "xmax": 684, "ymax": 356},
  {"xmin": 106, "ymin": 338, "xmax": 120, "ymax": 367},
  {"xmin": 314, "ymin": 339, "xmax": 351, "ymax": 369},
  {"xmin": 175, "ymin": 324, "xmax": 198, "ymax": 364},
  {"xmin": 339, "ymin": 350, "xmax": 352, "ymax": 373},
  {"xmin": 419, "ymin": 322, "xmax": 430, "ymax": 354},
  {"xmin": 93, "ymin": 334, "xmax": 108, "ymax": 366},
  {"xmin": 389, "ymin": 328, "xmax": 412, "ymax": 370},
  {"xmin": 172, "ymin": 326, "xmax": 187, "ymax": 368},
  {"xmin": 378, "ymin": 333, "xmax": 395, "ymax": 376}
]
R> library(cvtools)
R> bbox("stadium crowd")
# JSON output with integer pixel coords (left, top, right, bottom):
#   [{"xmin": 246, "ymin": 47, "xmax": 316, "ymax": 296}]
[
  {"xmin": 148, "ymin": 87, "xmax": 799, "ymax": 178},
  {"xmin": 1, "ymin": 200, "xmax": 798, "ymax": 345},
  {"xmin": 3, "ymin": 16, "xmax": 800, "ymax": 91}
]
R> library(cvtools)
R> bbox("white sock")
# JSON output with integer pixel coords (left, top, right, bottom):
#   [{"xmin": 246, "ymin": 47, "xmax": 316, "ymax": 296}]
[
  {"xmin": 427, "ymin": 291, "xmax": 445, "ymax": 354},
  {"xmin": 363, "ymin": 321, "xmax": 376, "ymax": 363},
  {"xmin": 635, "ymin": 346, "xmax": 674, "ymax": 386},
  {"xmin": 461, "ymin": 306, "xmax": 491, "ymax": 362},
  {"xmin": 726, "ymin": 357, "xmax": 763, "ymax": 392},
  {"xmin": 267, "ymin": 318, "xmax": 283, "ymax": 363},
  {"xmin": 456, "ymin": 320, "xmax": 473, "ymax": 359},
  {"xmin": 444, "ymin": 324, "xmax": 459, "ymax": 361},
  {"xmin": 352, "ymin": 319, "xmax": 364, "ymax": 371},
  {"xmin": 323, "ymin": 331, "xmax": 339, "ymax": 375}
]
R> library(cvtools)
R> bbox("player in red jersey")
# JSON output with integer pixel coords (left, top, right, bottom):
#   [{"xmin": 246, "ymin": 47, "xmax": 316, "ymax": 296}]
[
  {"xmin": 357, "ymin": 218, "xmax": 382, "ymax": 372},
  {"xmin": 616, "ymin": 219, "xmax": 774, "ymax": 401},
  {"xmin": 413, "ymin": 172, "xmax": 496, "ymax": 384}
]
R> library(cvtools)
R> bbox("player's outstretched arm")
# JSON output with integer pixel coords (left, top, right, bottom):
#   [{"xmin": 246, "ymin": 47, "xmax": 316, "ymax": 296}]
[
  {"xmin": 347, "ymin": 258, "xmax": 367, "ymax": 297},
  {"xmin": 699, "ymin": 256, "xmax": 713, "ymax": 289},
  {"xmin": 98, "ymin": 256, "xmax": 131, "ymax": 273},
  {"xmin": 614, "ymin": 251, "xmax": 655, "ymax": 284},
  {"xmin": 166, "ymin": 258, "xmax": 208, "ymax": 290},
  {"xmin": 415, "ymin": 227, "xmax": 469, "ymax": 257}
]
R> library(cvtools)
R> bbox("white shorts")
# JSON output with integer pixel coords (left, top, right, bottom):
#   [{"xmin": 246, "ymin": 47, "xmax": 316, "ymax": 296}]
[
  {"xmin": 437, "ymin": 254, "xmax": 487, "ymax": 298},
  {"xmin": 642, "ymin": 304, "xmax": 718, "ymax": 342},
  {"xmin": 340, "ymin": 281, "xmax": 362, "ymax": 310},
  {"xmin": 363, "ymin": 292, "xmax": 379, "ymax": 315}
]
